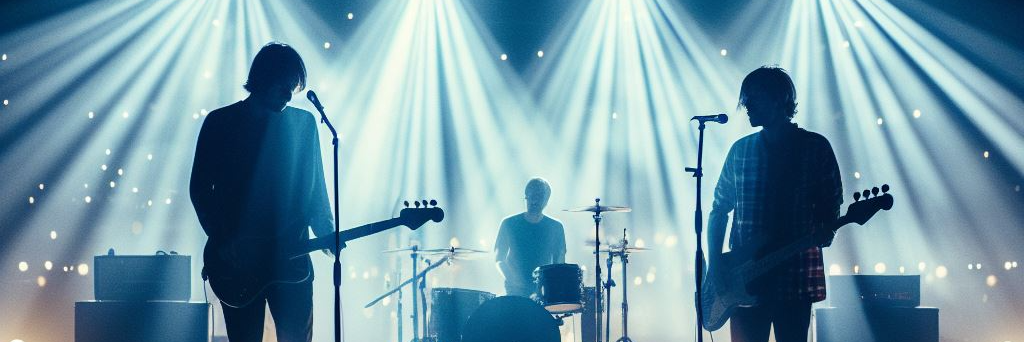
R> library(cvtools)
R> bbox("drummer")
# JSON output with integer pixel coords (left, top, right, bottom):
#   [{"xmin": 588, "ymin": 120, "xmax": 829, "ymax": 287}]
[{"xmin": 494, "ymin": 177, "xmax": 567, "ymax": 297}]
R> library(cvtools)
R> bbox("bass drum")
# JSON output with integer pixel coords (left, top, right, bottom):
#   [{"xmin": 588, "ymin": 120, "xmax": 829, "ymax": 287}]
[
  {"xmin": 427, "ymin": 288, "xmax": 495, "ymax": 342},
  {"xmin": 461, "ymin": 296, "xmax": 560, "ymax": 342}
]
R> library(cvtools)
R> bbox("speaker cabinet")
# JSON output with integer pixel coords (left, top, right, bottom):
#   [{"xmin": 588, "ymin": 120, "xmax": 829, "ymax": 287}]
[
  {"xmin": 94, "ymin": 254, "xmax": 191, "ymax": 301},
  {"xmin": 815, "ymin": 306, "xmax": 938, "ymax": 342},
  {"xmin": 75, "ymin": 301, "xmax": 210, "ymax": 342}
]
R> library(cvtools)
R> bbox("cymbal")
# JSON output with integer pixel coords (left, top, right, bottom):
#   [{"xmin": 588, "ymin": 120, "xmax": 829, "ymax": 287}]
[
  {"xmin": 564, "ymin": 205, "xmax": 631, "ymax": 213},
  {"xmin": 381, "ymin": 246, "xmax": 419, "ymax": 254},
  {"xmin": 598, "ymin": 246, "xmax": 652, "ymax": 253},
  {"xmin": 419, "ymin": 247, "xmax": 488, "ymax": 254},
  {"xmin": 381, "ymin": 246, "xmax": 489, "ymax": 255}
]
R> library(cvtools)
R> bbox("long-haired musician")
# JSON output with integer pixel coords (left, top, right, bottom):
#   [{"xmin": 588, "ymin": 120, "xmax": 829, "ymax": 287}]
[
  {"xmin": 190, "ymin": 42, "xmax": 333, "ymax": 342},
  {"xmin": 707, "ymin": 66, "xmax": 844, "ymax": 342}
]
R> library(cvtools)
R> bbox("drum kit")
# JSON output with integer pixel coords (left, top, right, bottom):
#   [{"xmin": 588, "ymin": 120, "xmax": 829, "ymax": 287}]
[{"xmin": 365, "ymin": 198, "xmax": 649, "ymax": 342}]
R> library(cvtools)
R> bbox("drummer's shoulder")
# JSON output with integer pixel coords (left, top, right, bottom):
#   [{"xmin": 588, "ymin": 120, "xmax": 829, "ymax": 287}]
[
  {"xmin": 499, "ymin": 213, "xmax": 524, "ymax": 225},
  {"xmin": 543, "ymin": 215, "xmax": 564, "ymax": 228}
]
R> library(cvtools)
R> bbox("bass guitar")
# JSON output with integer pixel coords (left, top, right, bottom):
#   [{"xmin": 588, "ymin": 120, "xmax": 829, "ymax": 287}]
[
  {"xmin": 204, "ymin": 201, "xmax": 444, "ymax": 308},
  {"xmin": 701, "ymin": 185, "xmax": 894, "ymax": 331}
]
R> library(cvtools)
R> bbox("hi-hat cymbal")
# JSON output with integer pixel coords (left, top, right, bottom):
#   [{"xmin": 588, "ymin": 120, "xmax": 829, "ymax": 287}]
[
  {"xmin": 381, "ymin": 246, "xmax": 420, "ymax": 254},
  {"xmin": 565, "ymin": 205, "xmax": 631, "ymax": 213}
]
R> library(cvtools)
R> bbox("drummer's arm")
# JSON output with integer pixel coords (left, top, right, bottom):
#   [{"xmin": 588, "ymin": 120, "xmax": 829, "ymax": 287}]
[
  {"xmin": 496, "ymin": 260, "xmax": 513, "ymax": 282},
  {"xmin": 494, "ymin": 220, "xmax": 515, "ymax": 281},
  {"xmin": 553, "ymin": 223, "xmax": 566, "ymax": 264}
]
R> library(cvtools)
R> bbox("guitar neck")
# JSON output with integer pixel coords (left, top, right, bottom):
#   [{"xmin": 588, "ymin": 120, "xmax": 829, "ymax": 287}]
[
  {"xmin": 740, "ymin": 216, "xmax": 851, "ymax": 280},
  {"xmin": 291, "ymin": 218, "xmax": 404, "ymax": 258}
]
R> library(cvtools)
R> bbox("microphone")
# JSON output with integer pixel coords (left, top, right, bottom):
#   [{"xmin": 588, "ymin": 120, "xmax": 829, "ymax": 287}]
[
  {"xmin": 691, "ymin": 113, "xmax": 728, "ymax": 124},
  {"xmin": 306, "ymin": 90, "xmax": 324, "ymax": 112}
]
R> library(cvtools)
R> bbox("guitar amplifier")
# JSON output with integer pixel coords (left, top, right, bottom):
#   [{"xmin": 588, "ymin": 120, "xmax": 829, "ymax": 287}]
[
  {"xmin": 75, "ymin": 300, "xmax": 210, "ymax": 342},
  {"xmin": 829, "ymin": 275, "xmax": 919, "ymax": 307},
  {"xmin": 816, "ymin": 306, "xmax": 938, "ymax": 342},
  {"xmin": 94, "ymin": 252, "xmax": 191, "ymax": 301}
]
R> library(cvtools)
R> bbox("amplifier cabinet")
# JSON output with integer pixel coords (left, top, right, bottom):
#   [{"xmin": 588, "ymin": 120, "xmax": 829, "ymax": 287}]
[
  {"xmin": 815, "ymin": 306, "xmax": 938, "ymax": 342},
  {"xmin": 75, "ymin": 301, "xmax": 210, "ymax": 342},
  {"xmin": 94, "ymin": 254, "xmax": 190, "ymax": 301}
]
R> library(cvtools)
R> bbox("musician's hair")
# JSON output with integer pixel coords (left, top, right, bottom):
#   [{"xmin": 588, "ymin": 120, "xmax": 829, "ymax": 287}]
[
  {"xmin": 243, "ymin": 42, "xmax": 307, "ymax": 94},
  {"xmin": 525, "ymin": 177, "xmax": 551, "ymax": 200},
  {"xmin": 739, "ymin": 66, "xmax": 798, "ymax": 119}
]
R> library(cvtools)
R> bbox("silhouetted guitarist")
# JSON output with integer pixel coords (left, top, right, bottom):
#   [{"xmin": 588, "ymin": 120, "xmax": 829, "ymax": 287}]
[
  {"xmin": 707, "ymin": 66, "xmax": 843, "ymax": 342},
  {"xmin": 190, "ymin": 42, "xmax": 332, "ymax": 342}
]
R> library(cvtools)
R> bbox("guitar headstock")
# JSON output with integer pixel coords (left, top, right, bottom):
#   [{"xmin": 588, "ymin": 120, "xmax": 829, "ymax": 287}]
[
  {"xmin": 844, "ymin": 184, "xmax": 894, "ymax": 225},
  {"xmin": 397, "ymin": 199, "xmax": 445, "ymax": 230}
]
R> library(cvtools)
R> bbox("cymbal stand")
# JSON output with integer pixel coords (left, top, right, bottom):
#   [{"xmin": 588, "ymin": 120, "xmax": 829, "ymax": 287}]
[
  {"xmin": 396, "ymin": 269, "xmax": 403, "ymax": 342},
  {"xmin": 616, "ymin": 228, "xmax": 633, "ymax": 342},
  {"xmin": 604, "ymin": 247, "xmax": 615, "ymax": 342},
  {"xmin": 591, "ymin": 198, "xmax": 605, "ymax": 342},
  {"xmin": 410, "ymin": 246, "xmax": 421, "ymax": 341},
  {"xmin": 616, "ymin": 250, "xmax": 633, "ymax": 342}
]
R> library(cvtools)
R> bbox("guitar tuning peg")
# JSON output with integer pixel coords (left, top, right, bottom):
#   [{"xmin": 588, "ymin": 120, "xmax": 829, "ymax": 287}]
[
  {"xmin": 881, "ymin": 184, "xmax": 890, "ymax": 193},
  {"xmin": 429, "ymin": 199, "xmax": 437, "ymax": 206},
  {"xmin": 862, "ymin": 189, "xmax": 871, "ymax": 199},
  {"xmin": 422, "ymin": 199, "xmax": 428, "ymax": 207},
  {"xmin": 872, "ymin": 187, "xmax": 880, "ymax": 196},
  {"xmin": 414, "ymin": 201, "xmax": 421, "ymax": 208},
  {"xmin": 853, "ymin": 192, "xmax": 861, "ymax": 201},
  {"xmin": 404, "ymin": 200, "xmax": 410, "ymax": 208}
]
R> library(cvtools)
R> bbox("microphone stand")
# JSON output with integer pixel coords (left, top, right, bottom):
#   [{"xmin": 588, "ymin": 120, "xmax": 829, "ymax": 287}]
[
  {"xmin": 684, "ymin": 120, "xmax": 708, "ymax": 342},
  {"xmin": 309, "ymin": 92, "xmax": 346, "ymax": 342}
]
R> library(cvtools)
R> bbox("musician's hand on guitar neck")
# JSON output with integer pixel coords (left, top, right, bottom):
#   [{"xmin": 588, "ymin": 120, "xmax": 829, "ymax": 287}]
[{"xmin": 321, "ymin": 249, "xmax": 334, "ymax": 258}]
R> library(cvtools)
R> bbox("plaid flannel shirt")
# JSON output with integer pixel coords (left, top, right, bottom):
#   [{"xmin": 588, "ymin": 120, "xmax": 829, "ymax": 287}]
[{"xmin": 710, "ymin": 124, "xmax": 843, "ymax": 302}]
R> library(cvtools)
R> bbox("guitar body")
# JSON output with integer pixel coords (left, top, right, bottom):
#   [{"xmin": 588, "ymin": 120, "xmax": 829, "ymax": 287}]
[
  {"xmin": 200, "ymin": 205, "xmax": 445, "ymax": 309},
  {"xmin": 701, "ymin": 250, "xmax": 757, "ymax": 331},
  {"xmin": 204, "ymin": 237, "xmax": 313, "ymax": 308},
  {"xmin": 700, "ymin": 187, "xmax": 894, "ymax": 331}
]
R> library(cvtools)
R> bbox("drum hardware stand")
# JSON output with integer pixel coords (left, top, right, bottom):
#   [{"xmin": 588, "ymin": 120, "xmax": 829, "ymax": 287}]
[
  {"xmin": 396, "ymin": 270, "xmax": 404, "ymax": 342},
  {"xmin": 592, "ymin": 198, "xmax": 606, "ymax": 342},
  {"xmin": 567, "ymin": 199, "xmax": 630, "ymax": 342},
  {"xmin": 411, "ymin": 246, "xmax": 422, "ymax": 342},
  {"xmin": 615, "ymin": 229, "xmax": 634, "ymax": 342},
  {"xmin": 365, "ymin": 249, "xmax": 452, "ymax": 342},
  {"xmin": 614, "ymin": 254, "xmax": 630, "ymax": 339},
  {"xmin": 604, "ymin": 247, "xmax": 616, "ymax": 342},
  {"xmin": 553, "ymin": 313, "xmax": 574, "ymax": 326},
  {"xmin": 602, "ymin": 228, "xmax": 635, "ymax": 342},
  {"xmin": 418, "ymin": 258, "xmax": 431, "ymax": 341}
]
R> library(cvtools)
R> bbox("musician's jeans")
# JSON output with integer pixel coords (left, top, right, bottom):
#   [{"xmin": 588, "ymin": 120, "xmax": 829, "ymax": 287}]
[
  {"xmin": 730, "ymin": 299, "xmax": 812, "ymax": 342},
  {"xmin": 221, "ymin": 280, "xmax": 314, "ymax": 342}
]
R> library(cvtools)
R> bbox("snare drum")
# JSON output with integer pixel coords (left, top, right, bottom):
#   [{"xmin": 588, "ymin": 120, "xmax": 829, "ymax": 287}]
[
  {"xmin": 428, "ymin": 288, "xmax": 495, "ymax": 342},
  {"xmin": 533, "ymin": 263, "xmax": 584, "ymax": 313}
]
